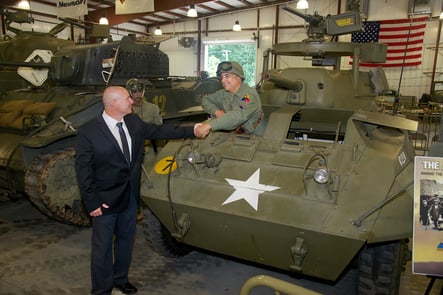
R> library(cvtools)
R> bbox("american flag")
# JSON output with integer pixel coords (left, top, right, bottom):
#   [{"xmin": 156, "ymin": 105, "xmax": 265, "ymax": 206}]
[{"xmin": 350, "ymin": 16, "xmax": 427, "ymax": 67}]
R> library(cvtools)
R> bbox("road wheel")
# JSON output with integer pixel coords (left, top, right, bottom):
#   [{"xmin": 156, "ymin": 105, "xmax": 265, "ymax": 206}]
[
  {"xmin": 357, "ymin": 239, "xmax": 409, "ymax": 295},
  {"xmin": 141, "ymin": 206, "xmax": 192, "ymax": 258},
  {"xmin": 25, "ymin": 148, "xmax": 91, "ymax": 226}
]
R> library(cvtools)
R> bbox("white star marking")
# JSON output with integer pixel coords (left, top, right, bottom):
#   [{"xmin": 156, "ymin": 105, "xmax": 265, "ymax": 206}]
[{"xmin": 222, "ymin": 168, "xmax": 280, "ymax": 211}]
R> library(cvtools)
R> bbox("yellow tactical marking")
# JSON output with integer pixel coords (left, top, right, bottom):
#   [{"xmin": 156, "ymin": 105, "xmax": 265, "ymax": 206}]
[
  {"xmin": 153, "ymin": 94, "xmax": 167, "ymax": 116},
  {"xmin": 154, "ymin": 156, "xmax": 177, "ymax": 174},
  {"xmin": 335, "ymin": 18, "xmax": 353, "ymax": 27}
]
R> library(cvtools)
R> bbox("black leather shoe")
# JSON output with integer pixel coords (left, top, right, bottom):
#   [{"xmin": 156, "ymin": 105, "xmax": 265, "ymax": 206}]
[{"xmin": 114, "ymin": 282, "xmax": 137, "ymax": 294}]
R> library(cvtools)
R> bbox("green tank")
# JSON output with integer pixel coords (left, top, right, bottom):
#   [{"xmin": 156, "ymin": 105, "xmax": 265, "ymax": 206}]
[
  {"xmin": 139, "ymin": 7, "xmax": 416, "ymax": 294},
  {"xmin": 0, "ymin": 10, "xmax": 74, "ymax": 92},
  {"xmin": 0, "ymin": 11, "xmax": 221, "ymax": 226}
]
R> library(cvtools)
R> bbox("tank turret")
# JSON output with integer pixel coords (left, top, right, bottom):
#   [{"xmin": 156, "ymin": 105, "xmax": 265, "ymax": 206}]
[
  {"xmin": 280, "ymin": 4, "xmax": 363, "ymax": 42},
  {"xmin": 0, "ymin": 10, "xmax": 75, "ymax": 91},
  {"xmin": 0, "ymin": 34, "xmax": 169, "ymax": 87}
]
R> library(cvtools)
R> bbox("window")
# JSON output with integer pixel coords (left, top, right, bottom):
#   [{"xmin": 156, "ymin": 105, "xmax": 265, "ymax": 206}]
[{"xmin": 204, "ymin": 41, "xmax": 257, "ymax": 87}]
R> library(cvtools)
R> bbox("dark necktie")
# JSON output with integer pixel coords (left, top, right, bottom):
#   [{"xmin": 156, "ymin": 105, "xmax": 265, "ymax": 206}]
[{"xmin": 116, "ymin": 122, "xmax": 130, "ymax": 163}]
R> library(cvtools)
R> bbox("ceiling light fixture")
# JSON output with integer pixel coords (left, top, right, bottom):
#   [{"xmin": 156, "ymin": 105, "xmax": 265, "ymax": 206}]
[
  {"xmin": 154, "ymin": 26, "xmax": 162, "ymax": 36},
  {"xmin": 296, "ymin": 0, "xmax": 309, "ymax": 10},
  {"xmin": 233, "ymin": 20, "xmax": 241, "ymax": 32},
  {"xmin": 187, "ymin": 4, "xmax": 198, "ymax": 18},
  {"xmin": 17, "ymin": 0, "xmax": 30, "ymax": 10},
  {"xmin": 99, "ymin": 17, "xmax": 109, "ymax": 25}
]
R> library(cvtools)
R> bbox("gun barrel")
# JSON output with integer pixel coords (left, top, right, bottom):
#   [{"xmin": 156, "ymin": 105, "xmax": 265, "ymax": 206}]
[
  {"xmin": 266, "ymin": 73, "xmax": 303, "ymax": 91},
  {"xmin": 281, "ymin": 5, "xmax": 311, "ymax": 22},
  {"xmin": 0, "ymin": 61, "xmax": 51, "ymax": 69}
]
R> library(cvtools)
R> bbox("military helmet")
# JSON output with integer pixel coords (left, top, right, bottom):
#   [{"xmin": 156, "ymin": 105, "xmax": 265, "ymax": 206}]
[
  {"xmin": 126, "ymin": 78, "xmax": 145, "ymax": 93},
  {"xmin": 216, "ymin": 61, "xmax": 245, "ymax": 80}
]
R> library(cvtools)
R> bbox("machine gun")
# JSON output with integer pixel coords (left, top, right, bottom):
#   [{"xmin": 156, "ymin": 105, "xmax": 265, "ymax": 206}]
[
  {"xmin": 280, "ymin": 5, "xmax": 363, "ymax": 42},
  {"xmin": 0, "ymin": 9, "xmax": 36, "ymax": 36}
]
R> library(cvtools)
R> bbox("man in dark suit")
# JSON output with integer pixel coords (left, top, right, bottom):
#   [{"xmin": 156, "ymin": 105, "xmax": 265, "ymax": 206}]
[{"xmin": 75, "ymin": 86, "xmax": 208, "ymax": 295}]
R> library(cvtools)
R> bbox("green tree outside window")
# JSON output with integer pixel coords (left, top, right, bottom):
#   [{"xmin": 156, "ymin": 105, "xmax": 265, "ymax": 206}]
[{"xmin": 206, "ymin": 43, "xmax": 257, "ymax": 87}]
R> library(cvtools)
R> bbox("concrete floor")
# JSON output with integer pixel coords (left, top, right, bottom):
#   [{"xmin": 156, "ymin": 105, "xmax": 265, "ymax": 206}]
[{"xmin": 0, "ymin": 195, "xmax": 442, "ymax": 295}]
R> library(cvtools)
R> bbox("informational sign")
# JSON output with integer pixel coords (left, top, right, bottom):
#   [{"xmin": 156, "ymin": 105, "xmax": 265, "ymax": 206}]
[
  {"xmin": 413, "ymin": 156, "xmax": 443, "ymax": 277},
  {"xmin": 115, "ymin": 0, "xmax": 154, "ymax": 15},
  {"xmin": 56, "ymin": 0, "xmax": 88, "ymax": 18}
]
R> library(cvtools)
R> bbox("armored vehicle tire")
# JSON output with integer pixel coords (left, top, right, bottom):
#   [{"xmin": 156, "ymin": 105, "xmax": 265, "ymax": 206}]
[
  {"xmin": 141, "ymin": 207, "xmax": 193, "ymax": 258},
  {"xmin": 25, "ymin": 148, "xmax": 91, "ymax": 226},
  {"xmin": 357, "ymin": 239, "xmax": 409, "ymax": 295}
]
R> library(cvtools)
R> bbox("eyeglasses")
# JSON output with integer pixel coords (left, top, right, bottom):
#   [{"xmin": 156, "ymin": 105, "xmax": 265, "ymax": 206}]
[{"xmin": 216, "ymin": 61, "xmax": 233, "ymax": 76}]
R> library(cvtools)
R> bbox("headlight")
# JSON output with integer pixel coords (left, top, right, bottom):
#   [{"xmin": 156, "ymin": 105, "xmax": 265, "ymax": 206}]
[
  {"xmin": 187, "ymin": 151, "xmax": 222, "ymax": 168},
  {"xmin": 313, "ymin": 167, "xmax": 329, "ymax": 184},
  {"xmin": 187, "ymin": 151, "xmax": 202, "ymax": 164},
  {"xmin": 205, "ymin": 153, "xmax": 222, "ymax": 168}
]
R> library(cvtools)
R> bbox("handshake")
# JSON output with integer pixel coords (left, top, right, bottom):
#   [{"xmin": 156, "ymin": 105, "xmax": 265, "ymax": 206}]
[{"xmin": 194, "ymin": 122, "xmax": 212, "ymax": 138}]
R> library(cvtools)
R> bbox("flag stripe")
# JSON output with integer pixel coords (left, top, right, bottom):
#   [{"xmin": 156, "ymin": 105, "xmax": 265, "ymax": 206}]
[
  {"xmin": 359, "ymin": 61, "xmax": 422, "ymax": 67},
  {"xmin": 387, "ymin": 54, "xmax": 422, "ymax": 61},
  {"xmin": 379, "ymin": 32, "xmax": 424, "ymax": 40},
  {"xmin": 350, "ymin": 16, "xmax": 427, "ymax": 67},
  {"xmin": 388, "ymin": 47, "xmax": 422, "ymax": 54},
  {"xmin": 378, "ymin": 17, "xmax": 428, "ymax": 24},
  {"xmin": 387, "ymin": 39, "xmax": 424, "ymax": 46},
  {"xmin": 380, "ymin": 24, "xmax": 426, "ymax": 32}
]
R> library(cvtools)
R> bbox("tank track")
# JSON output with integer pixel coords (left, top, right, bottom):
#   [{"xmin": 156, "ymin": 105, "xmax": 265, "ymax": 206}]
[{"xmin": 24, "ymin": 148, "xmax": 91, "ymax": 226}]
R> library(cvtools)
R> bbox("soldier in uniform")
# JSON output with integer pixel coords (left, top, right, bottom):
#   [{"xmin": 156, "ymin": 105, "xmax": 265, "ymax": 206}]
[
  {"xmin": 196, "ymin": 61, "xmax": 266, "ymax": 136},
  {"xmin": 125, "ymin": 78, "xmax": 162, "ymax": 221},
  {"xmin": 126, "ymin": 78, "xmax": 162, "ymax": 125}
]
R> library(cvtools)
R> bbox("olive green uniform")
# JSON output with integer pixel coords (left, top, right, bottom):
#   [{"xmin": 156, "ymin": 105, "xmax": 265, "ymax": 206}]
[
  {"xmin": 202, "ymin": 83, "xmax": 265, "ymax": 136},
  {"xmin": 132, "ymin": 100, "xmax": 162, "ymax": 125}
]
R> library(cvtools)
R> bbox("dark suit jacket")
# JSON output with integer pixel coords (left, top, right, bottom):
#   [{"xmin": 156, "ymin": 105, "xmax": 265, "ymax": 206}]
[{"xmin": 75, "ymin": 113, "xmax": 194, "ymax": 214}]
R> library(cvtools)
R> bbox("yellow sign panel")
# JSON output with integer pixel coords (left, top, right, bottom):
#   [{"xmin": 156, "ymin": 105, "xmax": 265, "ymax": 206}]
[
  {"xmin": 335, "ymin": 18, "xmax": 354, "ymax": 27},
  {"xmin": 154, "ymin": 156, "xmax": 177, "ymax": 175}
]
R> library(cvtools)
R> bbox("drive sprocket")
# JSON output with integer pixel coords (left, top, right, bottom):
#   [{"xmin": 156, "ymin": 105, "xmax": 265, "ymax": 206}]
[{"xmin": 25, "ymin": 148, "xmax": 90, "ymax": 226}]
